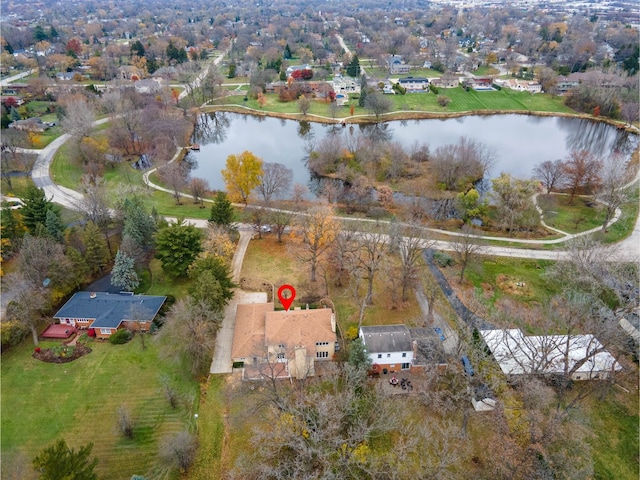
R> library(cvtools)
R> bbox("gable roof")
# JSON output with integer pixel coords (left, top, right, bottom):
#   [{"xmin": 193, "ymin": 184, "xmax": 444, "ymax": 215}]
[
  {"xmin": 54, "ymin": 292, "xmax": 166, "ymax": 330},
  {"xmin": 360, "ymin": 325, "xmax": 412, "ymax": 353}
]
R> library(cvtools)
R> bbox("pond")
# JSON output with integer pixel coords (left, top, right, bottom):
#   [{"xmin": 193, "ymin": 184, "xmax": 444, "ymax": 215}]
[{"xmin": 186, "ymin": 112, "xmax": 638, "ymax": 199}]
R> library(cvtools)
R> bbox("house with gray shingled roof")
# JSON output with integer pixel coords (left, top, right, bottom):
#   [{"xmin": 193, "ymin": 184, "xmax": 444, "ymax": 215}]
[{"xmin": 53, "ymin": 291, "xmax": 166, "ymax": 339}]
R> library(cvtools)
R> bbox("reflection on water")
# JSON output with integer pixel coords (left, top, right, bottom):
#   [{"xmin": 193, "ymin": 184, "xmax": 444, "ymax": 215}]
[
  {"xmin": 189, "ymin": 113, "xmax": 638, "ymax": 197},
  {"xmin": 192, "ymin": 112, "xmax": 231, "ymax": 145}
]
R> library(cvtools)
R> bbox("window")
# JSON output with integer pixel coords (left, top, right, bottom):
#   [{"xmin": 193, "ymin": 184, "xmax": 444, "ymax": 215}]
[
  {"xmin": 100, "ymin": 328, "xmax": 111, "ymax": 335},
  {"xmin": 315, "ymin": 341, "xmax": 329, "ymax": 346},
  {"xmin": 377, "ymin": 354, "xmax": 382, "ymax": 359},
  {"xmin": 402, "ymin": 352, "xmax": 407, "ymax": 358},
  {"xmin": 316, "ymin": 351, "xmax": 329, "ymax": 358},
  {"xmin": 387, "ymin": 353, "xmax": 391, "ymax": 358},
  {"xmin": 277, "ymin": 353, "xmax": 285, "ymax": 360},
  {"xmin": 278, "ymin": 344, "xmax": 285, "ymax": 349},
  {"xmin": 401, "ymin": 363, "xmax": 410, "ymax": 370}
]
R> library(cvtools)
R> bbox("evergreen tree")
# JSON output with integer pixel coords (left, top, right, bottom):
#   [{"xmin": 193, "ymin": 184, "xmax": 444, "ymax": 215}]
[
  {"xmin": 130, "ymin": 40, "xmax": 145, "ymax": 57},
  {"xmin": 111, "ymin": 250, "xmax": 140, "ymax": 292},
  {"xmin": 83, "ymin": 221, "xmax": 110, "ymax": 274},
  {"xmin": 166, "ymin": 40, "xmax": 187, "ymax": 64},
  {"xmin": 188, "ymin": 256, "xmax": 236, "ymax": 310},
  {"xmin": 122, "ymin": 197, "xmax": 156, "ymax": 248},
  {"xmin": 154, "ymin": 219, "xmax": 203, "ymax": 277},
  {"xmin": 9, "ymin": 106, "xmax": 21, "ymax": 122},
  {"xmin": 346, "ymin": 54, "xmax": 361, "ymax": 77},
  {"xmin": 284, "ymin": 43, "xmax": 292, "ymax": 59},
  {"xmin": 33, "ymin": 25, "xmax": 48, "ymax": 42},
  {"xmin": 65, "ymin": 246, "xmax": 89, "ymax": 288},
  {"xmin": 49, "ymin": 26, "xmax": 59, "ymax": 39},
  {"xmin": 32, "ymin": 439, "xmax": 98, "ymax": 480},
  {"xmin": 209, "ymin": 191, "xmax": 235, "ymax": 228},
  {"xmin": 45, "ymin": 209, "xmax": 65, "ymax": 242},
  {"xmin": 21, "ymin": 186, "xmax": 57, "ymax": 234}
]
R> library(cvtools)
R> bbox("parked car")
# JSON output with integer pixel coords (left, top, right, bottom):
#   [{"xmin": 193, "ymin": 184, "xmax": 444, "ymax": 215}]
[
  {"xmin": 461, "ymin": 355, "xmax": 474, "ymax": 376},
  {"xmin": 434, "ymin": 327, "xmax": 445, "ymax": 341}
]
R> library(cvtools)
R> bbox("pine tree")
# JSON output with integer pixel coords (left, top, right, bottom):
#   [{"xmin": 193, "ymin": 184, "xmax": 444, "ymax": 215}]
[
  {"xmin": 66, "ymin": 246, "xmax": 89, "ymax": 288},
  {"xmin": 122, "ymin": 197, "xmax": 156, "ymax": 248},
  {"xmin": 209, "ymin": 191, "xmax": 235, "ymax": 228},
  {"xmin": 111, "ymin": 250, "xmax": 140, "ymax": 292},
  {"xmin": 21, "ymin": 186, "xmax": 57, "ymax": 234},
  {"xmin": 347, "ymin": 54, "xmax": 361, "ymax": 77},
  {"xmin": 9, "ymin": 106, "xmax": 21, "ymax": 122},
  {"xmin": 154, "ymin": 220, "xmax": 203, "ymax": 277},
  {"xmin": 45, "ymin": 209, "xmax": 65, "ymax": 242},
  {"xmin": 284, "ymin": 43, "xmax": 292, "ymax": 59},
  {"xmin": 32, "ymin": 439, "xmax": 98, "ymax": 480},
  {"xmin": 83, "ymin": 221, "xmax": 110, "ymax": 274}
]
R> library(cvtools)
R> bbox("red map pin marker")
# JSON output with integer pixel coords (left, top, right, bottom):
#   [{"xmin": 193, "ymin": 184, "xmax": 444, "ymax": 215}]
[{"xmin": 277, "ymin": 284, "xmax": 296, "ymax": 311}]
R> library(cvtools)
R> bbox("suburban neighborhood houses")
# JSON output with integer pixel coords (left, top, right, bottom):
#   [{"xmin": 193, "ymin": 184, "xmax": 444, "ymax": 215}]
[{"xmin": 0, "ymin": 0, "xmax": 638, "ymax": 478}]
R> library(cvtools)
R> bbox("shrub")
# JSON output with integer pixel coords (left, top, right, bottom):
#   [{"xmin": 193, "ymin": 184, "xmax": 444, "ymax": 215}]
[
  {"xmin": 110, "ymin": 329, "xmax": 132, "ymax": 345},
  {"xmin": 433, "ymin": 251, "xmax": 454, "ymax": 267},
  {"xmin": 1, "ymin": 321, "xmax": 28, "ymax": 351},
  {"xmin": 429, "ymin": 83, "xmax": 439, "ymax": 94},
  {"xmin": 437, "ymin": 95, "xmax": 451, "ymax": 107}
]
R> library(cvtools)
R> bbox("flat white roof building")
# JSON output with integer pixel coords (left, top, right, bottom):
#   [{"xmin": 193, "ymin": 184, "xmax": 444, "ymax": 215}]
[{"xmin": 480, "ymin": 329, "xmax": 621, "ymax": 380}]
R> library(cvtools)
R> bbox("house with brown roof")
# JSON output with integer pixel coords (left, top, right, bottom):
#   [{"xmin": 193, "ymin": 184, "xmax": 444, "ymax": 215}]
[{"xmin": 232, "ymin": 302, "xmax": 337, "ymax": 380}]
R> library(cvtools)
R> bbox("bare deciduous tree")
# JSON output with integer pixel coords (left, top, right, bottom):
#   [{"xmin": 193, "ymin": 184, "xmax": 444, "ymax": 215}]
[
  {"xmin": 257, "ymin": 162, "xmax": 293, "ymax": 204},
  {"xmin": 159, "ymin": 161, "xmax": 189, "ymax": 204},
  {"xmin": 297, "ymin": 95, "xmax": 312, "ymax": 116},
  {"xmin": 431, "ymin": 136, "xmax": 496, "ymax": 191},
  {"xmin": 159, "ymin": 298, "xmax": 222, "ymax": 378},
  {"xmin": 533, "ymin": 159, "xmax": 566, "ymax": 195},
  {"xmin": 61, "ymin": 98, "xmax": 96, "ymax": 140},
  {"xmin": 117, "ymin": 405, "xmax": 135, "ymax": 439},
  {"xmin": 563, "ymin": 150, "xmax": 601, "ymax": 201},
  {"xmin": 396, "ymin": 223, "xmax": 434, "ymax": 302},
  {"xmin": 450, "ymin": 225, "xmax": 481, "ymax": 283},
  {"xmin": 595, "ymin": 154, "xmax": 633, "ymax": 230},
  {"xmin": 290, "ymin": 206, "xmax": 340, "ymax": 282},
  {"xmin": 189, "ymin": 177, "xmax": 209, "ymax": 207},
  {"xmin": 159, "ymin": 430, "xmax": 198, "ymax": 472}
]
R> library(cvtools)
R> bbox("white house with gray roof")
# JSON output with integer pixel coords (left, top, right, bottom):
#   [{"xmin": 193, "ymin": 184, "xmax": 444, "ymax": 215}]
[{"xmin": 360, "ymin": 325, "xmax": 413, "ymax": 373}]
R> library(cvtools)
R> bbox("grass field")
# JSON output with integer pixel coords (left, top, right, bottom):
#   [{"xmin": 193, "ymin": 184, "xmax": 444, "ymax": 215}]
[
  {"xmin": 217, "ymin": 86, "xmax": 574, "ymax": 120},
  {"xmin": 463, "ymin": 257, "xmax": 558, "ymax": 308},
  {"xmin": 588, "ymin": 392, "xmax": 640, "ymax": 480},
  {"xmin": 538, "ymin": 194, "xmax": 607, "ymax": 233},
  {"xmin": 1, "ymin": 337, "xmax": 199, "ymax": 479}
]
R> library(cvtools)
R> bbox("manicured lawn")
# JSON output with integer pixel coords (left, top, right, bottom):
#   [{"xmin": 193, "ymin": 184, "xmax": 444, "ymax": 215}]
[
  {"xmin": 1, "ymin": 338, "xmax": 198, "ymax": 479},
  {"xmin": 218, "ymin": 86, "xmax": 575, "ymax": 120}
]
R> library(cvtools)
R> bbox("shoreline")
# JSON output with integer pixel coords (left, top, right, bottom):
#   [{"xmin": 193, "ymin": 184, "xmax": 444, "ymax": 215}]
[{"xmin": 200, "ymin": 103, "xmax": 639, "ymax": 133}]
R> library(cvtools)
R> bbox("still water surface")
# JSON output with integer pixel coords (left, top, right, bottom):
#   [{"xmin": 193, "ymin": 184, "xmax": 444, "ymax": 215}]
[{"xmin": 187, "ymin": 112, "xmax": 637, "ymax": 197}]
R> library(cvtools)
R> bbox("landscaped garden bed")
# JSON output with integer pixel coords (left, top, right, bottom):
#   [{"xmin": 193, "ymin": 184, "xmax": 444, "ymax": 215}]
[{"xmin": 32, "ymin": 343, "xmax": 92, "ymax": 363}]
